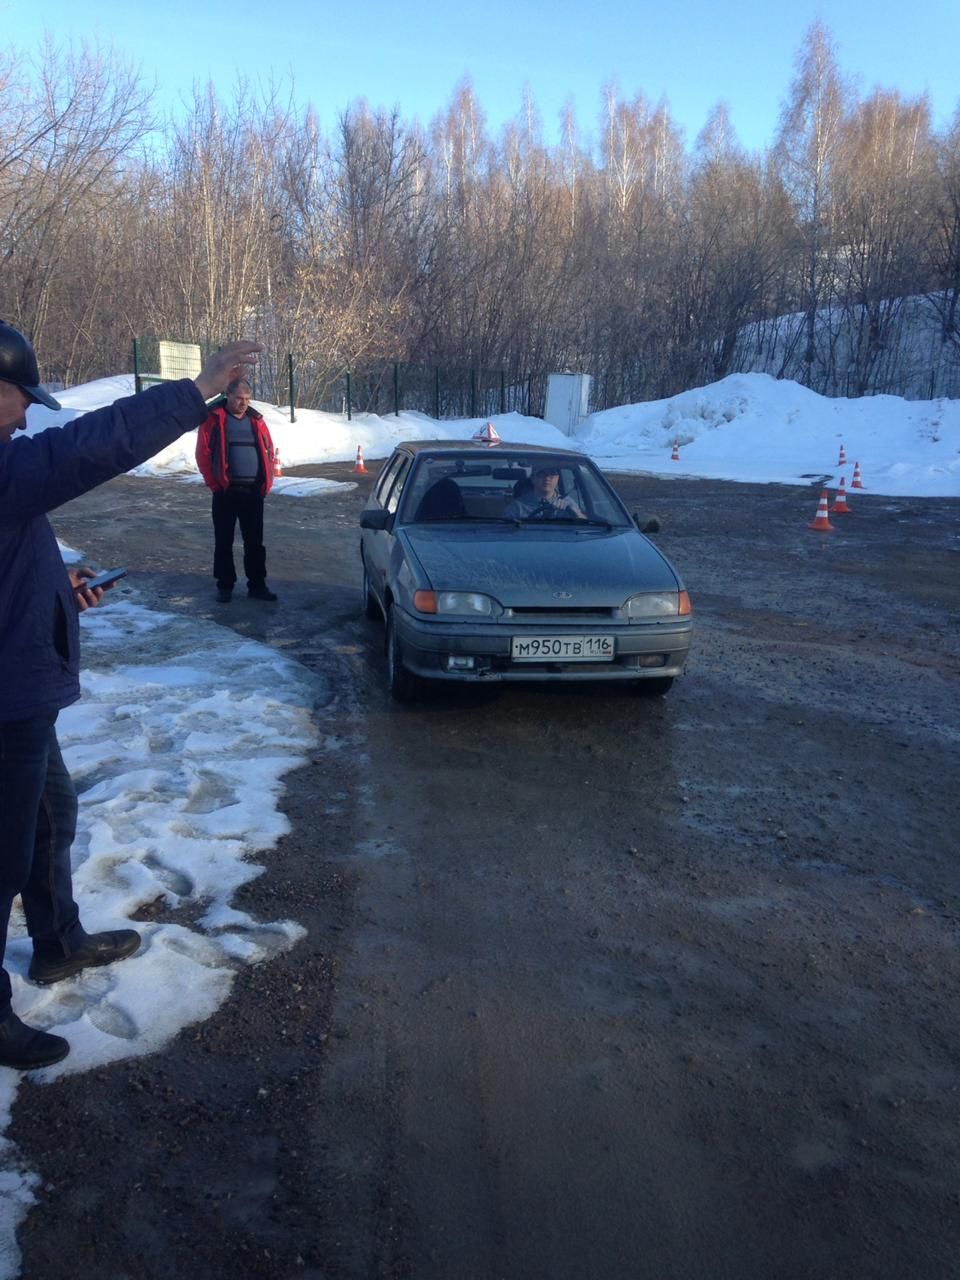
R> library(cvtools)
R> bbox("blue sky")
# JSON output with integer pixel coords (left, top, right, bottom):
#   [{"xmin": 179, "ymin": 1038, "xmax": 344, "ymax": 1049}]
[{"xmin": 4, "ymin": 0, "xmax": 958, "ymax": 152}]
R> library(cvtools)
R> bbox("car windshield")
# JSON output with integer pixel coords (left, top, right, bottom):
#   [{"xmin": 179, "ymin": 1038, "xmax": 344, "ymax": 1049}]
[{"xmin": 399, "ymin": 452, "xmax": 632, "ymax": 528}]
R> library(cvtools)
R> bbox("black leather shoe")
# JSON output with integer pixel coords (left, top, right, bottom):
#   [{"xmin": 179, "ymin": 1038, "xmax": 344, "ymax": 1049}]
[
  {"xmin": 0, "ymin": 1013, "xmax": 70, "ymax": 1069},
  {"xmin": 247, "ymin": 585, "xmax": 278, "ymax": 601},
  {"xmin": 28, "ymin": 929, "xmax": 141, "ymax": 985},
  {"xmin": 216, "ymin": 587, "xmax": 233, "ymax": 603}
]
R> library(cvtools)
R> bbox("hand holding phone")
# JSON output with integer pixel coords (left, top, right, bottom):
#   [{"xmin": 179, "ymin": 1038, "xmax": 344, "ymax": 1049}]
[{"xmin": 77, "ymin": 567, "xmax": 128, "ymax": 591}]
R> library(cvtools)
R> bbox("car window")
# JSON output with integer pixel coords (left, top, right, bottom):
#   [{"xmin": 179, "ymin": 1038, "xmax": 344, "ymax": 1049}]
[
  {"xmin": 384, "ymin": 457, "xmax": 411, "ymax": 514},
  {"xmin": 581, "ymin": 477, "xmax": 629, "ymax": 524},
  {"xmin": 374, "ymin": 453, "xmax": 405, "ymax": 505},
  {"xmin": 398, "ymin": 453, "xmax": 631, "ymax": 525}
]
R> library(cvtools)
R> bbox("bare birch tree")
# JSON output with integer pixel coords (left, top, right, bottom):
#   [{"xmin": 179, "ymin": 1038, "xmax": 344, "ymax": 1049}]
[{"xmin": 774, "ymin": 21, "xmax": 849, "ymax": 386}]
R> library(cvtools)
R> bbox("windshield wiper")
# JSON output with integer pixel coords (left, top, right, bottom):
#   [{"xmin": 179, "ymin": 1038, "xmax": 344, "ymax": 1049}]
[
  {"xmin": 510, "ymin": 515, "xmax": 613, "ymax": 529},
  {"xmin": 411, "ymin": 515, "xmax": 510, "ymax": 524}
]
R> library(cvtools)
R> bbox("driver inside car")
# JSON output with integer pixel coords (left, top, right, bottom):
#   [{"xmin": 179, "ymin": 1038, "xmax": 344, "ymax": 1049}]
[{"xmin": 503, "ymin": 463, "xmax": 587, "ymax": 520}]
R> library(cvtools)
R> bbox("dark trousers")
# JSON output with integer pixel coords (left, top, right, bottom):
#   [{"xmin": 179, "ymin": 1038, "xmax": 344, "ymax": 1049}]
[
  {"xmin": 0, "ymin": 714, "xmax": 83, "ymax": 1020},
  {"xmin": 212, "ymin": 486, "xmax": 267, "ymax": 590}
]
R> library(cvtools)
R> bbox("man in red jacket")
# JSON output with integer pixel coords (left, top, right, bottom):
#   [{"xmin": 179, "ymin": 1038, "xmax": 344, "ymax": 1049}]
[{"xmin": 195, "ymin": 378, "xmax": 278, "ymax": 602}]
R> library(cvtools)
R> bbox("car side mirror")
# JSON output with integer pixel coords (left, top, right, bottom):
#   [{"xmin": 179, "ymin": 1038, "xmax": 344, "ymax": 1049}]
[
  {"xmin": 360, "ymin": 508, "xmax": 395, "ymax": 532},
  {"xmin": 634, "ymin": 512, "xmax": 662, "ymax": 534}
]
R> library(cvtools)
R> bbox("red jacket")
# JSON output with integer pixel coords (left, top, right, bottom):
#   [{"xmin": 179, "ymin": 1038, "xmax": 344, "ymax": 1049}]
[{"xmin": 195, "ymin": 405, "xmax": 276, "ymax": 495}]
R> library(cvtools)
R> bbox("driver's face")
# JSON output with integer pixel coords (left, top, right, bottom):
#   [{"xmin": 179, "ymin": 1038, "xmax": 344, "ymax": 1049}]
[{"xmin": 533, "ymin": 468, "xmax": 559, "ymax": 498}]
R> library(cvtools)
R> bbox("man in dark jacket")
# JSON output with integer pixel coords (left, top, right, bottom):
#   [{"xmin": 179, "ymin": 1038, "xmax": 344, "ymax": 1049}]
[
  {"xmin": 0, "ymin": 323, "xmax": 261, "ymax": 1069},
  {"xmin": 195, "ymin": 379, "xmax": 278, "ymax": 602}
]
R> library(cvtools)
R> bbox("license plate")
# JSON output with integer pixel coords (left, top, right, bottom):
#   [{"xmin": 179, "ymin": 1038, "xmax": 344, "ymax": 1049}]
[{"xmin": 511, "ymin": 634, "xmax": 615, "ymax": 662}]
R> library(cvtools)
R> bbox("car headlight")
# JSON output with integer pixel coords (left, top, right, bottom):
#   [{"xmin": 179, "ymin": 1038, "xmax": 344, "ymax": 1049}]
[
  {"xmin": 414, "ymin": 590, "xmax": 497, "ymax": 616},
  {"xmin": 623, "ymin": 590, "xmax": 692, "ymax": 619}
]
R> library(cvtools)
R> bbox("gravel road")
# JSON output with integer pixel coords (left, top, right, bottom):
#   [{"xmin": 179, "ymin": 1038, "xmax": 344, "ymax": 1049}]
[{"xmin": 12, "ymin": 462, "xmax": 960, "ymax": 1280}]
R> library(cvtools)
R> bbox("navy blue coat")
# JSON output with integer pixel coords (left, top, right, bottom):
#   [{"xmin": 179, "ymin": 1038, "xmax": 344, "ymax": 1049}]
[{"xmin": 0, "ymin": 379, "xmax": 208, "ymax": 722}]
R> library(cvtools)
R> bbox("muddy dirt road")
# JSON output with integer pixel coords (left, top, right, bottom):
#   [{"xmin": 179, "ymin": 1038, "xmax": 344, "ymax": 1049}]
[{"xmin": 13, "ymin": 464, "xmax": 960, "ymax": 1280}]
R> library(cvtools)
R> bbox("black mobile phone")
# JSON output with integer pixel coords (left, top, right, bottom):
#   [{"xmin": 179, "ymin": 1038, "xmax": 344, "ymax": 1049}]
[{"xmin": 79, "ymin": 567, "xmax": 128, "ymax": 591}]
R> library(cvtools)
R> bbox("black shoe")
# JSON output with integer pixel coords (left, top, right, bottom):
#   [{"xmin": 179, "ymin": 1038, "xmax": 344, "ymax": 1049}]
[
  {"xmin": 0, "ymin": 1012, "xmax": 70, "ymax": 1070},
  {"xmin": 28, "ymin": 929, "xmax": 142, "ymax": 986},
  {"xmin": 247, "ymin": 585, "xmax": 278, "ymax": 601},
  {"xmin": 216, "ymin": 587, "xmax": 233, "ymax": 603}
]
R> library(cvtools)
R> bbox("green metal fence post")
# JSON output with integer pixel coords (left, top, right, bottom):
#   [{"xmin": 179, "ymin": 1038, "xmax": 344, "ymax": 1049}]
[
  {"xmin": 500, "ymin": 370, "xmax": 506, "ymax": 415},
  {"xmin": 394, "ymin": 363, "xmax": 400, "ymax": 416},
  {"xmin": 346, "ymin": 371, "xmax": 352, "ymax": 421},
  {"xmin": 434, "ymin": 367, "xmax": 440, "ymax": 421},
  {"xmin": 288, "ymin": 353, "xmax": 296, "ymax": 423},
  {"xmin": 471, "ymin": 368, "xmax": 477, "ymax": 418},
  {"xmin": 133, "ymin": 339, "xmax": 142, "ymax": 394}
]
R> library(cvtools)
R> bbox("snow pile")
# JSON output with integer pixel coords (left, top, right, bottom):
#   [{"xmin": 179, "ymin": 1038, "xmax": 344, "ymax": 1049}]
[
  {"xmin": 577, "ymin": 373, "xmax": 960, "ymax": 496},
  {"xmin": 22, "ymin": 370, "xmax": 960, "ymax": 497}
]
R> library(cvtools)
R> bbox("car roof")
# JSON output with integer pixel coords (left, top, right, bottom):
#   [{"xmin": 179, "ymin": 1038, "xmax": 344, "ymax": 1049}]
[{"xmin": 396, "ymin": 440, "xmax": 586, "ymax": 460}]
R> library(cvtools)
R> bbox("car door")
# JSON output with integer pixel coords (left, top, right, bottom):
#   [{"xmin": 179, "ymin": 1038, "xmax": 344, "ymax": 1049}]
[{"xmin": 364, "ymin": 452, "xmax": 411, "ymax": 603}]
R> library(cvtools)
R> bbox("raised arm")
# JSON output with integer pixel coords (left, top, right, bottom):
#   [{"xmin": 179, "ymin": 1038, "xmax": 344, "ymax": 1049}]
[{"xmin": 0, "ymin": 341, "xmax": 263, "ymax": 525}]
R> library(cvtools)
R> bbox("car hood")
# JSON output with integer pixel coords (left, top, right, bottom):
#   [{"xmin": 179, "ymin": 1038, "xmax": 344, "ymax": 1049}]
[{"xmin": 401, "ymin": 525, "xmax": 680, "ymax": 606}]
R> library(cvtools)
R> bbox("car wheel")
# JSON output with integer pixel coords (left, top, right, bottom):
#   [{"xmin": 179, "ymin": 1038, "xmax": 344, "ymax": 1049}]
[
  {"xmin": 631, "ymin": 676, "xmax": 674, "ymax": 697},
  {"xmin": 361, "ymin": 559, "xmax": 379, "ymax": 620},
  {"xmin": 386, "ymin": 608, "xmax": 423, "ymax": 702}
]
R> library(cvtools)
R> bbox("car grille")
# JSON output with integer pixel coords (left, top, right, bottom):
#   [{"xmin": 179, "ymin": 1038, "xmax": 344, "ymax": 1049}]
[{"xmin": 504, "ymin": 606, "xmax": 620, "ymax": 621}]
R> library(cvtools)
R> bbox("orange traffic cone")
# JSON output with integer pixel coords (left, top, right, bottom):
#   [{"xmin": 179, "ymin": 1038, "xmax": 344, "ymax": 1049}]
[
  {"xmin": 273, "ymin": 449, "xmax": 283, "ymax": 478},
  {"xmin": 671, "ymin": 439, "xmax": 680, "ymax": 462},
  {"xmin": 808, "ymin": 489, "xmax": 835, "ymax": 532},
  {"xmin": 851, "ymin": 461, "xmax": 865, "ymax": 489},
  {"xmin": 472, "ymin": 421, "xmax": 501, "ymax": 446},
  {"xmin": 831, "ymin": 477, "xmax": 852, "ymax": 514},
  {"xmin": 838, "ymin": 443, "xmax": 847, "ymax": 466},
  {"xmin": 353, "ymin": 446, "xmax": 367, "ymax": 474}
]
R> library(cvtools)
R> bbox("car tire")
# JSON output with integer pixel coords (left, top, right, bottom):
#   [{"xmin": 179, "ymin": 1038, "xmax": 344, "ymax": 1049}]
[
  {"xmin": 631, "ymin": 676, "xmax": 674, "ymax": 697},
  {"xmin": 386, "ymin": 608, "xmax": 423, "ymax": 702},
  {"xmin": 361, "ymin": 559, "xmax": 379, "ymax": 620}
]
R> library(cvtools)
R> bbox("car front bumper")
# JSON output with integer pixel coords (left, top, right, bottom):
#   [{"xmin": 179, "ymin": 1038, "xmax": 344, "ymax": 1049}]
[{"xmin": 394, "ymin": 608, "xmax": 692, "ymax": 683}]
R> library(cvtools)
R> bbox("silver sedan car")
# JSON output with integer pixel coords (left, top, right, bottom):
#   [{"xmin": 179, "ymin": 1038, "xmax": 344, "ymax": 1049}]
[{"xmin": 360, "ymin": 441, "xmax": 693, "ymax": 701}]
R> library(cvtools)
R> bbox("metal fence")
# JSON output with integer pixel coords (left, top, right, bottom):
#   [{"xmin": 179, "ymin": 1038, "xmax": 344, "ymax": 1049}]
[
  {"xmin": 133, "ymin": 338, "xmax": 550, "ymax": 423},
  {"xmin": 133, "ymin": 337, "xmax": 214, "ymax": 390}
]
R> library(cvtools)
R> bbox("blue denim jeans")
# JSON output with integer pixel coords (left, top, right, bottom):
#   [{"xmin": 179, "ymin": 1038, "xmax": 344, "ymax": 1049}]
[{"xmin": 0, "ymin": 714, "xmax": 83, "ymax": 1020}]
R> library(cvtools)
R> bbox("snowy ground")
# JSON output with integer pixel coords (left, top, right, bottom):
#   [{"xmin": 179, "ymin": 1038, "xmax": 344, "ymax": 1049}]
[
  {"xmin": 24, "ymin": 369, "xmax": 960, "ymax": 498},
  {"xmin": 3, "ymin": 367, "xmax": 957, "ymax": 1277},
  {"xmin": 0, "ymin": 595, "xmax": 320, "ymax": 1279}
]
